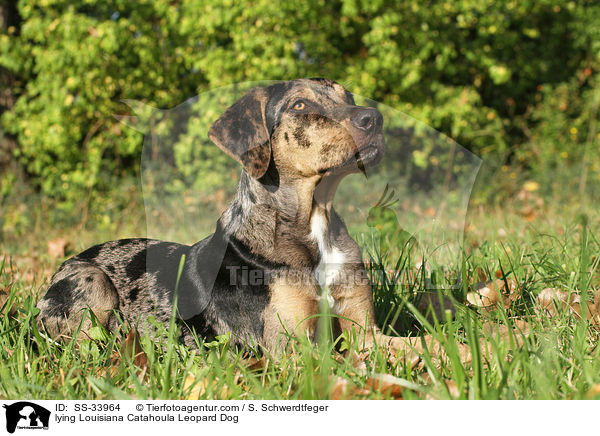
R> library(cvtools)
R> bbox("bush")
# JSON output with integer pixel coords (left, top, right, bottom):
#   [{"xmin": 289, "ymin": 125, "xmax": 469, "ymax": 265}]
[{"xmin": 1, "ymin": 0, "xmax": 599, "ymax": 208}]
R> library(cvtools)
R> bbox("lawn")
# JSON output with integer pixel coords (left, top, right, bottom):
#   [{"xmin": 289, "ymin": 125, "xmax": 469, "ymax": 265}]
[{"xmin": 1, "ymin": 188, "xmax": 599, "ymax": 400}]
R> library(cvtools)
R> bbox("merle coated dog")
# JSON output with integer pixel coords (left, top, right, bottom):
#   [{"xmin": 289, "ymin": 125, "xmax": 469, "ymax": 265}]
[{"xmin": 37, "ymin": 78, "xmax": 418, "ymax": 357}]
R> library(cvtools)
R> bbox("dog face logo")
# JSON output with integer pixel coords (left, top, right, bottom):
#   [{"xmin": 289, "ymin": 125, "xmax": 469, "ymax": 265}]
[{"xmin": 2, "ymin": 402, "xmax": 50, "ymax": 433}]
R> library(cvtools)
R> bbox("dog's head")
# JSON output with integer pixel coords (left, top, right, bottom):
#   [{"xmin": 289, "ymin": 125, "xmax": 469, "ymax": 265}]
[{"xmin": 209, "ymin": 78, "xmax": 384, "ymax": 180}]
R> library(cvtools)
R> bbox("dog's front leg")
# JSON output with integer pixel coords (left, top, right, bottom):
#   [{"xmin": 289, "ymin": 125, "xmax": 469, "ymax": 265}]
[
  {"xmin": 332, "ymin": 280, "xmax": 477, "ymax": 368},
  {"xmin": 330, "ymin": 280, "xmax": 418, "ymax": 364},
  {"xmin": 332, "ymin": 275, "xmax": 472, "ymax": 368},
  {"xmin": 261, "ymin": 277, "xmax": 321, "ymax": 352}
]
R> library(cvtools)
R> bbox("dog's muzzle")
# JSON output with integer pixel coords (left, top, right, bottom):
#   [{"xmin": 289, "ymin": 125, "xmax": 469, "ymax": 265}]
[
  {"xmin": 346, "ymin": 107, "xmax": 385, "ymax": 172},
  {"xmin": 350, "ymin": 107, "xmax": 383, "ymax": 134}
]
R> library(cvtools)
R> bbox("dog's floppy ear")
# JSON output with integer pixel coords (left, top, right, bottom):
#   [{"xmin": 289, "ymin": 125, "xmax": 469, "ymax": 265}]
[{"xmin": 209, "ymin": 87, "xmax": 271, "ymax": 178}]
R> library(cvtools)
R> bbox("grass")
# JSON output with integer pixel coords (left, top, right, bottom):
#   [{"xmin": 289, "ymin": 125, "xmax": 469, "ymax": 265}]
[{"xmin": 1, "ymin": 189, "xmax": 600, "ymax": 400}]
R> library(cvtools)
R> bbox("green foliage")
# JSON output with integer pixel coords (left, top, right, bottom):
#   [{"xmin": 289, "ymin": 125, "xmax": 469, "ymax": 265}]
[{"xmin": 1, "ymin": 0, "xmax": 599, "ymax": 207}]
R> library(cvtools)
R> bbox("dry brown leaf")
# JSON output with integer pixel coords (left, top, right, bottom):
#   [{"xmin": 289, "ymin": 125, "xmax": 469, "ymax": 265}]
[
  {"xmin": 121, "ymin": 330, "xmax": 148, "ymax": 370},
  {"xmin": 474, "ymin": 266, "xmax": 488, "ymax": 283},
  {"xmin": 99, "ymin": 330, "xmax": 148, "ymax": 378},
  {"xmin": 0, "ymin": 284, "xmax": 17, "ymax": 317},
  {"xmin": 332, "ymin": 350, "xmax": 368, "ymax": 376},
  {"xmin": 467, "ymin": 279, "xmax": 517, "ymax": 310},
  {"xmin": 364, "ymin": 373, "xmax": 404, "ymax": 399},
  {"xmin": 349, "ymin": 350, "xmax": 368, "ymax": 375},
  {"xmin": 330, "ymin": 374, "xmax": 405, "ymax": 400},
  {"xmin": 390, "ymin": 335, "xmax": 470, "ymax": 370},
  {"xmin": 328, "ymin": 377, "xmax": 369, "ymax": 400},
  {"xmin": 244, "ymin": 356, "xmax": 267, "ymax": 372},
  {"xmin": 329, "ymin": 377, "xmax": 350, "ymax": 400},
  {"xmin": 521, "ymin": 207, "xmax": 537, "ymax": 222},
  {"xmin": 537, "ymin": 288, "xmax": 600, "ymax": 323},
  {"xmin": 591, "ymin": 290, "xmax": 600, "ymax": 324},
  {"xmin": 481, "ymin": 320, "xmax": 530, "ymax": 349},
  {"xmin": 536, "ymin": 287, "xmax": 571, "ymax": 317},
  {"xmin": 329, "ymin": 377, "xmax": 352, "ymax": 400},
  {"xmin": 47, "ymin": 237, "xmax": 70, "ymax": 259},
  {"xmin": 578, "ymin": 289, "xmax": 600, "ymax": 324}
]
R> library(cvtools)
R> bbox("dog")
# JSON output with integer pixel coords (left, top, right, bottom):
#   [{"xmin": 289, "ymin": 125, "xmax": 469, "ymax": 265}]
[{"xmin": 37, "ymin": 78, "xmax": 419, "ymax": 357}]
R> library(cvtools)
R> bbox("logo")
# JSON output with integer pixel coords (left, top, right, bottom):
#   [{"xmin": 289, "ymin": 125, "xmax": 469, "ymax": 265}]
[{"xmin": 2, "ymin": 402, "xmax": 50, "ymax": 433}]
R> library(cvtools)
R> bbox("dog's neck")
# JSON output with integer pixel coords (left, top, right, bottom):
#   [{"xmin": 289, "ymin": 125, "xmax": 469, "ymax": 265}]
[{"xmin": 219, "ymin": 171, "xmax": 342, "ymax": 267}]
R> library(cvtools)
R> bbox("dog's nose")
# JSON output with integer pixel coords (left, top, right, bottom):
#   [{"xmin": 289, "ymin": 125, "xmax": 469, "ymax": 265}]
[{"xmin": 350, "ymin": 108, "xmax": 382, "ymax": 133}]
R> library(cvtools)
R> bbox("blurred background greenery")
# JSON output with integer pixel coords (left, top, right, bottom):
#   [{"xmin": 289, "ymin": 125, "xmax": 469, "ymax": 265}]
[{"xmin": 0, "ymin": 0, "xmax": 599, "ymax": 238}]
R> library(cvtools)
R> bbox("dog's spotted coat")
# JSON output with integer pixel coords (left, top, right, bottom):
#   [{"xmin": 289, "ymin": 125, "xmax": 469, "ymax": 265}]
[{"xmin": 38, "ymin": 78, "xmax": 413, "ymax": 355}]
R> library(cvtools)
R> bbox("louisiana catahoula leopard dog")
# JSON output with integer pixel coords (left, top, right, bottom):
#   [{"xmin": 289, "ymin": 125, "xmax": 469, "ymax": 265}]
[{"xmin": 37, "ymin": 78, "xmax": 438, "ymax": 363}]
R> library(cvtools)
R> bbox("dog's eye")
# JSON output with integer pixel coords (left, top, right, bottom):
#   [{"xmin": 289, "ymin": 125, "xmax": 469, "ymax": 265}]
[{"xmin": 292, "ymin": 100, "xmax": 306, "ymax": 111}]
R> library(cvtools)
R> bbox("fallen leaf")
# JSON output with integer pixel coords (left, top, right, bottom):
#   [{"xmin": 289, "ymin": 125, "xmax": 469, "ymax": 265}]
[
  {"xmin": 329, "ymin": 369, "xmax": 411, "ymax": 400},
  {"xmin": 521, "ymin": 207, "xmax": 536, "ymax": 222},
  {"xmin": 47, "ymin": 237, "xmax": 70, "ymax": 259},
  {"xmin": 474, "ymin": 266, "xmax": 488, "ymax": 283},
  {"xmin": 536, "ymin": 287, "xmax": 600, "ymax": 323},
  {"xmin": 0, "ymin": 284, "xmax": 16, "ymax": 317},
  {"xmin": 329, "ymin": 377, "xmax": 354, "ymax": 400},
  {"xmin": 364, "ymin": 373, "xmax": 405, "ymax": 399},
  {"xmin": 591, "ymin": 290, "xmax": 600, "ymax": 324},
  {"xmin": 243, "ymin": 356, "xmax": 267, "ymax": 372},
  {"xmin": 100, "ymin": 330, "xmax": 148, "ymax": 378},
  {"xmin": 328, "ymin": 377, "xmax": 369, "ymax": 400},
  {"xmin": 349, "ymin": 350, "xmax": 367, "ymax": 375},
  {"xmin": 329, "ymin": 377, "xmax": 352, "ymax": 400},
  {"xmin": 122, "ymin": 330, "xmax": 148, "ymax": 370},
  {"xmin": 536, "ymin": 287, "xmax": 571, "ymax": 317},
  {"xmin": 481, "ymin": 320, "xmax": 530, "ymax": 347},
  {"xmin": 467, "ymin": 282, "xmax": 501, "ymax": 307},
  {"xmin": 467, "ymin": 279, "xmax": 517, "ymax": 310}
]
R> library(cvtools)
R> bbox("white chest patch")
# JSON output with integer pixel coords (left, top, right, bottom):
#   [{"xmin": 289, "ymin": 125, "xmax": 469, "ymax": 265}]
[{"xmin": 310, "ymin": 211, "xmax": 346, "ymax": 308}]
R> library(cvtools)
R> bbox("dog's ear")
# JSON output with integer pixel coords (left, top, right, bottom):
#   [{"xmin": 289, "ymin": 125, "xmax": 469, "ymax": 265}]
[{"xmin": 209, "ymin": 87, "xmax": 271, "ymax": 178}]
